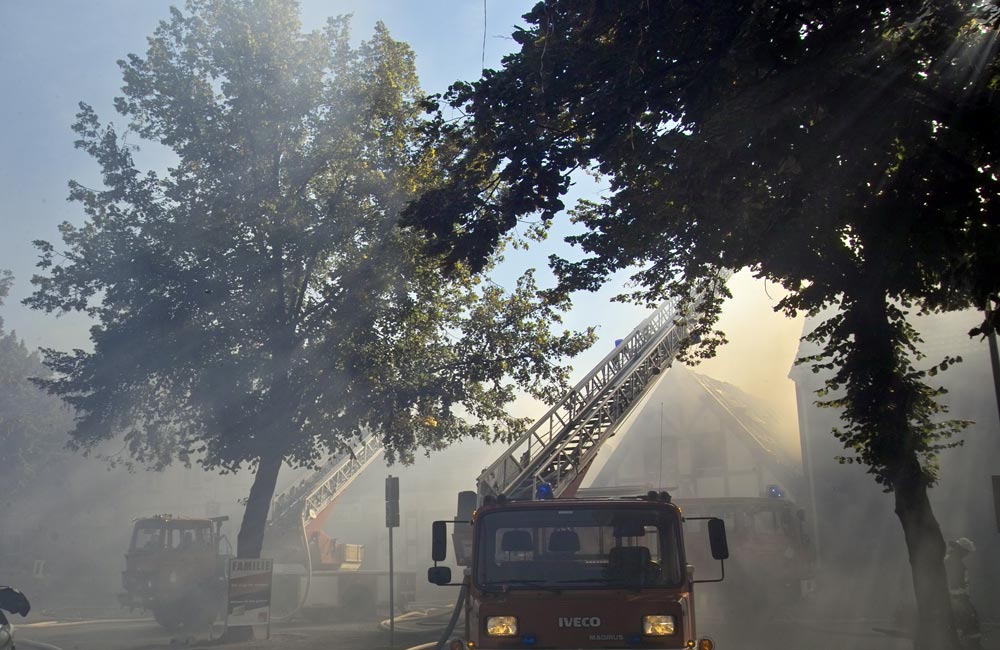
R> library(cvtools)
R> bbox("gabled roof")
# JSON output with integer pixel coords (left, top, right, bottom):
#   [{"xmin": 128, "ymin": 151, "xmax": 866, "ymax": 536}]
[
  {"xmin": 683, "ymin": 367, "xmax": 800, "ymax": 477},
  {"xmin": 590, "ymin": 365, "xmax": 802, "ymax": 495}
]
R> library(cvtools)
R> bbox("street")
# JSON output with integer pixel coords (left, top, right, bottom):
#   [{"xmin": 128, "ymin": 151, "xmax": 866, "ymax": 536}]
[{"xmin": 18, "ymin": 613, "xmax": 997, "ymax": 650}]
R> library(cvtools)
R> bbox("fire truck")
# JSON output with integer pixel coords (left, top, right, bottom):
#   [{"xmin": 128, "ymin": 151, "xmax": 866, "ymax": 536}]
[
  {"xmin": 427, "ymin": 290, "xmax": 733, "ymax": 649},
  {"xmin": 676, "ymin": 495, "xmax": 815, "ymax": 614},
  {"xmin": 265, "ymin": 430, "xmax": 416, "ymax": 618},
  {"xmin": 120, "ymin": 515, "xmax": 231, "ymax": 629},
  {"xmin": 579, "ymin": 487, "xmax": 818, "ymax": 614}
]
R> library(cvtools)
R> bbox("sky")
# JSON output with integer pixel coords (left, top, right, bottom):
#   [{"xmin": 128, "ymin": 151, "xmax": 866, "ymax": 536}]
[{"xmin": 0, "ymin": 0, "xmax": 805, "ymax": 454}]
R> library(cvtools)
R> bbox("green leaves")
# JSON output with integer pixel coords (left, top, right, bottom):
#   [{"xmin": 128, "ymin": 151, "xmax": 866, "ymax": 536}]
[
  {"xmin": 27, "ymin": 1, "xmax": 591, "ymax": 476},
  {"xmin": 0, "ymin": 271, "xmax": 75, "ymax": 511},
  {"xmin": 404, "ymin": 0, "xmax": 1000, "ymax": 495}
]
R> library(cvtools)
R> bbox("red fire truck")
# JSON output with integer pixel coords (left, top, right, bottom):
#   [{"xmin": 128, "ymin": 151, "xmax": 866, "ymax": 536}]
[
  {"xmin": 677, "ymin": 495, "xmax": 815, "ymax": 616},
  {"xmin": 430, "ymin": 491, "xmax": 727, "ymax": 649},
  {"xmin": 426, "ymin": 292, "xmax": 734, "ymax": 649}
]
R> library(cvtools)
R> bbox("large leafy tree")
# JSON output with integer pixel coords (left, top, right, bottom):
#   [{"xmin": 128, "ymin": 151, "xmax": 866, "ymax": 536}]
[
  {"xmin": 0, "ymin": 272, "xmax": 74, "ymax": 517},
  {"xmin": 25, "ymin": 0, "xmax": 592, "ymax": 568},
  {"xmin": 403, "ymin": 1, "xmax": 1000, "ymax": 647}
]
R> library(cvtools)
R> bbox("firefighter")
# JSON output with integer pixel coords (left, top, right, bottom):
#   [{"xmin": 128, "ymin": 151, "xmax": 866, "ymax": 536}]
[{"xmin": 944, "ymin": 537, "xmax": 983, "ymax": 649}]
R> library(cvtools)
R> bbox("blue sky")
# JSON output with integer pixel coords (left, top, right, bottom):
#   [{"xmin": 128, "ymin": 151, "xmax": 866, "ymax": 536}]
[
  {"xmin": 0, "ymin": 0, "xmax": 547, "ymax": 345},
  {"xmin": 0, "ymin": 1, "xmax": 805, "ymax": 438}
]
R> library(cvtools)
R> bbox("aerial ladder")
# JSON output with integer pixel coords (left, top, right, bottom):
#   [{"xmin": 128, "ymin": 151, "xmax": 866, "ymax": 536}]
[
  {"xmin": 266, "ymin": 430, "xmax": 386, "ymax": 620},
  {"xmin": 477, "ymin": 276, "xmax": 729, "ymax": 504},
  {"xmin": 271, "ymin": 431, "xmax": 383, "ymax": 532}
]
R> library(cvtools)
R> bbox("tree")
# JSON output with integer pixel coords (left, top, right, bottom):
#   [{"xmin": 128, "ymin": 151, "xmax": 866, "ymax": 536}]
[
  {"xmin": 0, "ymin": 272, "xmax": 74, "ymax": 516},
  {"xmin": 26, "ymin": 0, "xmax": 592, "ymax": 576},
  {"xmin": 402, "ymin": 2, "xmax": 1000, "ymax": 648}
]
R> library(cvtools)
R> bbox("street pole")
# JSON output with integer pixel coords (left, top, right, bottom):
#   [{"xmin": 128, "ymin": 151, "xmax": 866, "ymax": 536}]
[
  {"xmin": 386, "ymin": 475, "xmax": 400, "ymax": 649},
  {"xmin": 389, "ymin": 524, "xmax": 394, "ymax": 649}
]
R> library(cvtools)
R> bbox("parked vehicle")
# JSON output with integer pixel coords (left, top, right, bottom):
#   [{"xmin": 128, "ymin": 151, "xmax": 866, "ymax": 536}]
[
  {"xmin": 0, "ymin": 586, "xmax": 30, "ymax": 650},
  {"xmin": 119, "ymin": 515, "xmax": 231, "ymax": 630}
]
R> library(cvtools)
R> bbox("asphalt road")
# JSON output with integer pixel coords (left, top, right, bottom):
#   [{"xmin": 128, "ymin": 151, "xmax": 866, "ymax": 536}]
[
  {"xmin": 14, "ymin": 614, "xmax": 999, "ymax": 650},
  {"xmin": 16, "ymin": 616, "xmax": 424, "ymax": 650}
]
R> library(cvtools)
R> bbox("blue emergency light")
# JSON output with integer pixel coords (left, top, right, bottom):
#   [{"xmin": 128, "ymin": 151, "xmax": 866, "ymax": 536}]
[
  {"xmin": 536, "ymin": 482, "xmax": 554, "ymax": 500},
  {"xmin": 766, "ymin": 484, "xmax": 784, "ymax": 498}
]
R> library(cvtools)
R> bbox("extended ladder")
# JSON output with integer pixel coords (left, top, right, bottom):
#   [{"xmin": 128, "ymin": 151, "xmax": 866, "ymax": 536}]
[
  {"xmin": 477, "ymin": 277, "xmax": 728, "ymax": 502},
  {"xmin": 270, "ymin": 430, "xmax": 384, "ymax": 527}
]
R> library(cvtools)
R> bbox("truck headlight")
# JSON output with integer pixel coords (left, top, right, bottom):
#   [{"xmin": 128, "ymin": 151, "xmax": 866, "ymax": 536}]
[
  {"xmin": 486, "ymin": 616, "xmax": 518, "ymax": 636},
  {"xmin": 642, "ymin": 615, "xmax": 676, "ymax": 636},
  {"xmin": 0, "ymin": 624, "xmax": 12, "ymax": 650}
]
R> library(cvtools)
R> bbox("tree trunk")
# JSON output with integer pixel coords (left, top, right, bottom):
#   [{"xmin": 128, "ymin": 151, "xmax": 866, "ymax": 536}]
[
  {"xmin": 223, "ymin": 452, "xmax": 283, "ymax": 642},
  {"xmin": 237, "ymin": 452, "xmax": 283, "ymax": 558},
  {"xmin": 844, "ymin": 274, "xmax": 961, "ymax": 650},
  {"xmin": 894, "ymin": 459, "xmax": 961, "ymax": 650}
]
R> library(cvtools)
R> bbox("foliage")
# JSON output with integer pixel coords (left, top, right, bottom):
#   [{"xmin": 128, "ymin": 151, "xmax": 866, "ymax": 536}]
[
  {"xmin": 0, "ymin": 272, "xmax": 73, "ymax": 513},
  {"xmin": 402, "ymin": 4, "xmax": 999, "ymax": 645},
  {"xmin": 25, "ymin": 0, "xmax": 593, "ymax": 485},
  {"xmin": 403, "ymin": 0, "xmax": 1000, "ymax": 488}
]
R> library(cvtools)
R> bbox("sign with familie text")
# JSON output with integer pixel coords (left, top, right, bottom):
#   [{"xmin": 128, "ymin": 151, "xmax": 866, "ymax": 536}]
[{"xmin": 227, "ymin": 558, "xmax": 273, "ymax": 626}]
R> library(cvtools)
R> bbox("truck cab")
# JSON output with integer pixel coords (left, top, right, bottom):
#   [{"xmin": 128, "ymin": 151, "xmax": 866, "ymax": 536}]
[
  {"xmin": 430, "ymin": 494, "xmax": 727, "ymax": 649},
  {"xmin": 120, "ymin": 515, "xmax": 231, "ymax": 630}
]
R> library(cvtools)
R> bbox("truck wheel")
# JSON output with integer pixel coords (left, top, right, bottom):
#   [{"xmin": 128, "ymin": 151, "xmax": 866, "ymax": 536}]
[
  {"xmin": 179, "ymin": 589, "xmax": 218, "ymax": 629},
  {"xmin": 153, "ymin": 604, "xmax": 184, "ymax": 631}
]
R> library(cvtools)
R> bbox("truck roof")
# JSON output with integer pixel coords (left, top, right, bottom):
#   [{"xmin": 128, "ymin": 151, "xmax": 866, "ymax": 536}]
[
  {"xmin": 477, "ymin": 496, "xmax": 681, "ymax": 515},
  {"xmin": 133, "ymin": 514, "xmax": 214, "ymax": 526}
]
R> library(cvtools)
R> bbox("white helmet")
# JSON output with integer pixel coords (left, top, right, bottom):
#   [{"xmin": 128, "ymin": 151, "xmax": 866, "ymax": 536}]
[{"xmin": 954, "ymin": 537, "xmax": 976, "ymax": 553}]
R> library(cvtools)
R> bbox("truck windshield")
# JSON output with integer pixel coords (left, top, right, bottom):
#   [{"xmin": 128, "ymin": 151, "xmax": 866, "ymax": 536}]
[{"xmin": 475, "ymin": 506, "xmax": 684, "ymax": 590}]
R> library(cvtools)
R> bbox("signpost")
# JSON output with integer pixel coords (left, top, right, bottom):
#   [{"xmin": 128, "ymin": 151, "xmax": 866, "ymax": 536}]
[
  {"xmin": 227, "ymin": 557, "xmax": 274, "ymax": 639},
  {"xmin": 386, "ymin": 475, "xmax": 400, "ymax": 648}
]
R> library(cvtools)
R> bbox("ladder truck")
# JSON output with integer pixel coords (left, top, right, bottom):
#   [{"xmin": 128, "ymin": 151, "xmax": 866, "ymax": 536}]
[
  {"xmin": 427, "ymin": 287, "xmax": 732, "ymax": 650},
  {"xmin": 267, "ymin": 431, "xmax": 415, "ymax": 617}
]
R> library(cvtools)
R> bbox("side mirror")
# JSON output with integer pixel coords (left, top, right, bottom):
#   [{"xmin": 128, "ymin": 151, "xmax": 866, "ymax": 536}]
[
  {"xmin": 428, "ymin": 566, "xmax": 452, "ymax": 585},
  {"xmin": 432, "ymin": 521, "xmax": 448, "ymax": 562},
  {"xmin": 708, "ymin": 518, "xmax": 729, "ymax": 561}
]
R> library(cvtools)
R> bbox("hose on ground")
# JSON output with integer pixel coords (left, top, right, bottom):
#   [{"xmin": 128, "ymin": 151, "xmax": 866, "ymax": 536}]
[
  {"xmin": 379, "ymin": 606, "xmax": 458, "ymax": 634},
  {"xmin": 391, "ymin": 585, "xmax": 467, "ymax": 650}
]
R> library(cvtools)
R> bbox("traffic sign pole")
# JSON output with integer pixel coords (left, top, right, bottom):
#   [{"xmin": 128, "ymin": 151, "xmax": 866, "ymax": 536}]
[{"xmin": 386, "ymin": 475, "xmax": 400, "ymax": 648}]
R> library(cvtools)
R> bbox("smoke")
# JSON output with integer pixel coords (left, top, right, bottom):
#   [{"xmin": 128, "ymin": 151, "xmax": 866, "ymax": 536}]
[{"xmin": 694, "ymin": 270, "xmax": 805, "ymax": 462}]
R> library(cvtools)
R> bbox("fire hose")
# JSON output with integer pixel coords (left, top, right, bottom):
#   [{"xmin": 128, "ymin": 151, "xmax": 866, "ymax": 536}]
[{"xmin": 384, "ymin": 583, "xmax": 467, "ymax": 650}]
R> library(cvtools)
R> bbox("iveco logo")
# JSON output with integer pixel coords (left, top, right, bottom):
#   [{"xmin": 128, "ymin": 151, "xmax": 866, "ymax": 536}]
[{"xmin": 558, "ymin": 617, "xmax": 601, "ymax": 628}]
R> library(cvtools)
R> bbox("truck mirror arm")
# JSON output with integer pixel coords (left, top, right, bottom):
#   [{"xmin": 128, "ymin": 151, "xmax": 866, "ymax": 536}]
[{"xmin": 691, "ymin": 559, "xmax": 725, "ymax": 584}]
